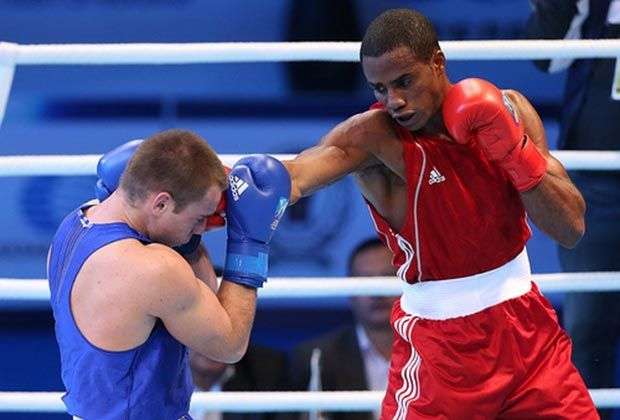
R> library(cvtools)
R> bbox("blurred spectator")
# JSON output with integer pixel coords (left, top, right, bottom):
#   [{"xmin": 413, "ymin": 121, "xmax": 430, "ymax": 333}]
[
  {"xmin": 526, "ymin": 2, "xmax": 620, "ymax": 419},
  {"xmin": 288, "ymin": 238, "xmax": 397, "ymax": 420},
  {"xmin": 286, "ymin": 0, "xmax": 361, "ymax": 93},
  {"xmin": 189, "ymin": 345, "xmax": 289, "ymax": 420}
]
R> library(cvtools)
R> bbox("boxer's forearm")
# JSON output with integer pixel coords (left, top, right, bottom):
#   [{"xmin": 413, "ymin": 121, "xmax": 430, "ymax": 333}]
[
  {"xmin": 215, "ymin": 281, "xmax": 257, "ymax": 362},
  {"xmin": 508, "ymin": 90, "xmax": 585, "ymax": 247},
  {"xmin": 283, "ymin": 145, "xmax": 352, "ymax": 204},
  {"xmin": 521, "ymin": 163, "xmax": 585, "ymax": 248}
]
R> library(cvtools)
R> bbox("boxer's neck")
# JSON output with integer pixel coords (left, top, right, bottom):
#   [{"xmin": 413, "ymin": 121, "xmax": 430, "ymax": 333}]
[{"xmin": 93, "ymin": 190, "xmax": 148, "ymax": 235}]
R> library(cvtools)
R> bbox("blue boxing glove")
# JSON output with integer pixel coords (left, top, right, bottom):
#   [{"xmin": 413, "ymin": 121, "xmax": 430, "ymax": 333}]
[
  {"xmin": 95, "ymin": 139, "xmax": 143, "ymax": 201},
  {"xmin": 223, "ymin": 155, "xmax": 291, "ymax": 288}
]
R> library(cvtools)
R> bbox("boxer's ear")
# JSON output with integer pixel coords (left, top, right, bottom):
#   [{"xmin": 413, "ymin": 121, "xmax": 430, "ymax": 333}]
[
  {"xmin": 152, "ymin": 192, "xmax": 174, "ymax": 215},
  {"xmin": 431, "ymin": 50, "xmax": 446, "ymax": 74}
]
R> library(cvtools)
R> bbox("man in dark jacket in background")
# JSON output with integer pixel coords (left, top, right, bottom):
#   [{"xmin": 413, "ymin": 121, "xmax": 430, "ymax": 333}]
[
  {"xmin": 289, "ymin": 239, "xmax": 397, "ymax": 420},
  {"xmin": 526, "ymin": 2, "xmax": 620, "ymax": 418}
]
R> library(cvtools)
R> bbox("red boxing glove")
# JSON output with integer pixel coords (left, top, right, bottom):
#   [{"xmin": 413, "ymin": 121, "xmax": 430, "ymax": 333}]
[
  {"xmin": 442, "ymin": 78, "xmax": 547, "ymax": 192},
  {"xmin": 204, "ymin": 193, "xmax": 227, "ymax": 231},
  {"xmin": 203, "ymin": 166, "xmax": 230, "ymax": 232}
]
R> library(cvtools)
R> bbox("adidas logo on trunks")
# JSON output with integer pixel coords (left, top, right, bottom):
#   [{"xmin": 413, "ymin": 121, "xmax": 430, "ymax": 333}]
[
  {"xmin": 230, "ymin": 175, "xmax": 249, "ymax": 201},
  {"xmin": 428, "ymin": 167, "xmax": 446, "ymax": 185}
]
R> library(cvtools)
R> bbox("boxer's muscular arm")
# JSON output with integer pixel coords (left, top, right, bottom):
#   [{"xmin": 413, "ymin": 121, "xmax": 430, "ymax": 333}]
[
  {"xmin": 507, "ymin": 90, "xmax": 586, "ymax": 248},
  {"xmin": 141, "ymin": 244, "xmax": 255, "ymax": 363},
  {"xmin": 185, "ymin": 244, "xmax": 219, "ymax": 292},
  {"xmin": 284, "ymin": 110, "xmax": 404, "ymax": 204}
]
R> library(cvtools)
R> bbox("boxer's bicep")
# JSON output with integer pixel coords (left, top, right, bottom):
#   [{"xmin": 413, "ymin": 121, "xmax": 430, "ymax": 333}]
[
  {"xmin": 161, "ymin": 281, "xmax": 235, "ymax": 361},
  {"xmin": 141, "ymin": 247, "xmax": 237, "ymax": 361}
]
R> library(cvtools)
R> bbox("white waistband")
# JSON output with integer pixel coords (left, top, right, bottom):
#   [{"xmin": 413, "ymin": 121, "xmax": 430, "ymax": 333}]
[{"xmin": 400, "ymin": 247, "xmax": 532, "ymax": 320}]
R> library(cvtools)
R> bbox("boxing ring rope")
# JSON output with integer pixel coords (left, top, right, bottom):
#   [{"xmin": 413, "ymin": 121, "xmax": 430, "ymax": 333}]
[
  {"xmin": 0, "ymin": 154, "xmax": 300, "ymax": 176},
  {"xmin": 2, "ymin": 273, "xmax": 620, "ymax": 302},
  {"xmin": 2, "ymin": 389, "xmax": 620, "ymax": 413},
  {"xmin": 1, "ymin": 39, "xmax": 620, "ymax": 125},
  {"xmin": 0, "ymin": 151, "xmax": 619, "ymax": 177},
  {"xmin": 1, "ymin": 38, "xmax": 620, "ymax": 413},
  {"xmin": 3, "ymin": 39, "xmax": 620, "ymax": 64}
]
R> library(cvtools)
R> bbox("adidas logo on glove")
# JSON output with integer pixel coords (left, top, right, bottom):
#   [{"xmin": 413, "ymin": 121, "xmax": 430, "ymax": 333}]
[{"xmin": 230, "ymin": 175, "xmax": 249, "ymax": 201}]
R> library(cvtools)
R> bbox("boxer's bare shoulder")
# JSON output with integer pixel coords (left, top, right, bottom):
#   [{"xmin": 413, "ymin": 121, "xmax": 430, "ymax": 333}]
[
  {"xmin": 73, "ymin": 241, "xmax": 191, "ymax": 321},
  {"xmin": 70, "ymin": 240, "xmax": 168, "ymax": 350}
]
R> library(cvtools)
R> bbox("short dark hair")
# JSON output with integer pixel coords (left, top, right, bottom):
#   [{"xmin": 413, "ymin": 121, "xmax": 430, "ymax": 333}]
[
  {"xmin": 360, "ymin": 8, "xmax": 440, "ymax": 62},
  {"xmin": 347, "ymin": 238, "xmax": 387, "ymax": 276},
  {"xmin": 120, "ymin": 129, "xmax": 227, "ymax": 212}
]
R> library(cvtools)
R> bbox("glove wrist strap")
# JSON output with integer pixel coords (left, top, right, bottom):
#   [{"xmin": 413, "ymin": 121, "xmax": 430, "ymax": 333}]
[
  {"xmin": 223, "ymin": 241, "xmax": 269, "ymax": 288},
  {"xmin": 499, "ymin": 135, "xmax": 547, "ymax": 192}
]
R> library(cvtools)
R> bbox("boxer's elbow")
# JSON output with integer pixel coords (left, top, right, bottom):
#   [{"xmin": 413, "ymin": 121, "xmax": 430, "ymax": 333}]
[
  {"xmin": 218, "ymin": 337, "xmax": 249, "ymax": 364},
  {"xmin": 559, "ymin": 216, "xmax": 585, "ymax": 249},
  {"xmin": 563, "ymin": 191, "xmax": 586, "ymax": 248},
  {"xmin": 227, "ymin": 342, "xmax": 249, "ymax": 364},
  {"xmin": 533, "ymin": 177, "xmax": 586, "ymax": 249},
  {"xmin": 223, "ymin": 323, "xmax": 251, "ymax": 363},
  {"xmin": 204, "ymin": 335, "xmax": 249, "ymax": 364},
  {"xmin": 556, "ymin": 200, "xmax": 585, "ymax": 248}
]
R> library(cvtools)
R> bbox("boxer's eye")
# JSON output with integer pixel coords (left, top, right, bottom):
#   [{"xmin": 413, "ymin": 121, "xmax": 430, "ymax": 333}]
[
  {"xmin": 370, "ymin": 83, "xmax": 386, "ymax": 95},
  {"xmin": 394, "ymin": 75, "xmax": 411, "ymax": 89}
]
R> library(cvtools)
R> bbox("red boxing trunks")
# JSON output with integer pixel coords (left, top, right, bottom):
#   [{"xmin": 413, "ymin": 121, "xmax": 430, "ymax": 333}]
[{"xmin": 380, "ymin": 249, "xmax": 598, "ymax": 419}]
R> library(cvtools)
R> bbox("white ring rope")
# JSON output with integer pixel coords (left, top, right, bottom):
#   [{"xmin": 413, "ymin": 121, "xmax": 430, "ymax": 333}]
[
  {"xmin": 1, "ymin": 38, "xmax": 620, "ymax": 126},
  {"xmin": 0, "ymin": 154, "xmax": 298, "ymax": 177},
  {"xmin": 2, "ymin": 40, "xmax": 620, "ymax": 64},
  {"xmin": 1, "ymin": 273, "xmax": 619, "ymax": 302},
  {"xmin": 1, "ymin": 389, "xmax": 619, "ymax": 412},
  {"xmin": 0, "ymin": 151, "xmax": 618, "ymax": 177}
]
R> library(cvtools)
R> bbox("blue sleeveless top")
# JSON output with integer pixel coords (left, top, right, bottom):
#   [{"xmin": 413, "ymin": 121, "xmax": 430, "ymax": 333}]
[{"xmin": 47, "ymin": 202, "xmax": 193, "ymax": 420}]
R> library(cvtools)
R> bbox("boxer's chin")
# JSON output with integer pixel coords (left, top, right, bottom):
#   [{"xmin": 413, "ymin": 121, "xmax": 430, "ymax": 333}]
[{"xmin": 395, "ymin": 112, "xmax": 425, "ymax": 131}]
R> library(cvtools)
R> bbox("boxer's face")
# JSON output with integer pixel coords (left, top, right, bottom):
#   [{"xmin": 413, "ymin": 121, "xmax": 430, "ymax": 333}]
[
  {"xmin": 148, "ymin": 185, "xmax": 222, "ymax": 246},
  {"xmin": 362, "ymin": 46, "xmax": 446, "ymax": 131},
  {"xmin": 349, "ymin": 245, "xmax": 397, "ymax": 329}
]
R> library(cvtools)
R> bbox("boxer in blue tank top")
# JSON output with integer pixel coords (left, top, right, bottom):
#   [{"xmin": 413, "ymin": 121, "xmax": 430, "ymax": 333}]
[{"xmin": 47, "ymin": 129, "xmax": 291, "ymax": 419}]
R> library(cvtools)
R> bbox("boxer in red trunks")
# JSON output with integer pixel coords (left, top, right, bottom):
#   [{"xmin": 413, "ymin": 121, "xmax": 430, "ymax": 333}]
[{"xmin": 283, "ymin": 8, "xmax": 598, "ymax": 420}]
